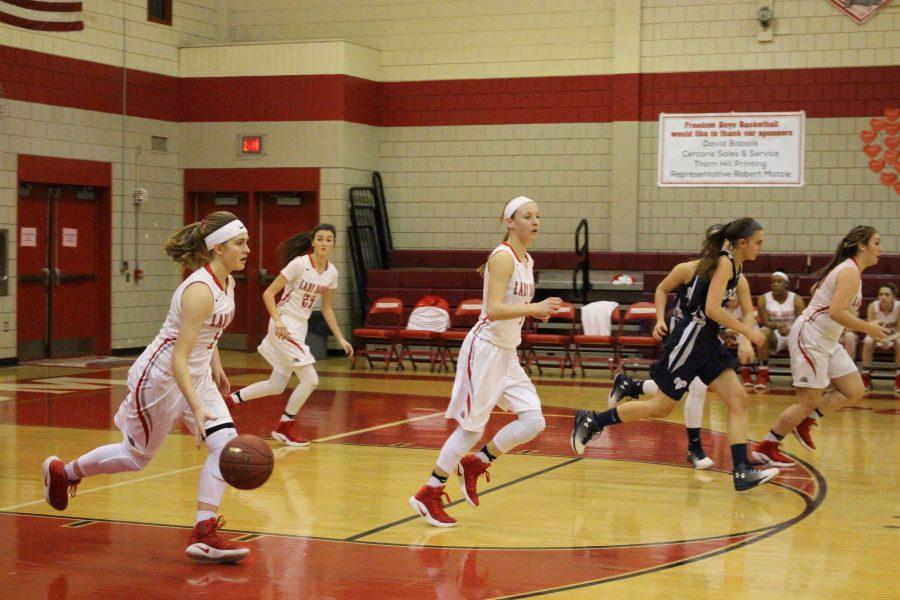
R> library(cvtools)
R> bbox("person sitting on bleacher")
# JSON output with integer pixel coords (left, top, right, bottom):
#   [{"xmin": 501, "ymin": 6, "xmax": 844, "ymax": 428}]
[
  {"xmin": 860, "ymin": 283, "xmax": 899, "ymax": 395},
  {"xmin": 755, "ymin": 270, "xmax": 806, "ymax": 391}
]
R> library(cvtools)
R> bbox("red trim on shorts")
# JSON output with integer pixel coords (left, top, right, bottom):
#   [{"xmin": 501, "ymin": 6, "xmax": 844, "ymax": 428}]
[
  {"xmin": 134, "ymin": 338, "xmax": 176, "ymax": 445},
  {"xmin": 203, "ymin": 264, "xmax": 225, "ymax": 291},
  {"xmin": 806, "ymin": 306, "xmax": 829, "ymax": 323},
  {"xmin": 795, "ymin": 323, "xmax": 817, "ymax": 377},
  {"xmin": 285, "ymin": 336, "xmax": 307, "ymax": 354},
  {"xmin": 464, "ymin": 338, "xmax": 476, "ymax": 416}
]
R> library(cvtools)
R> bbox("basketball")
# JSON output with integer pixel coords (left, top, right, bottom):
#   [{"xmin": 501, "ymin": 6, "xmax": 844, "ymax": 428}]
[{"xmin": 219, "ymin": 434, "xmax": 275, "ymax": 490}]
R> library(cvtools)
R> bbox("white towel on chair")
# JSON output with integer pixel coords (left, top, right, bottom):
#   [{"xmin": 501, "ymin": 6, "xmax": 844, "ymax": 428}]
[
  {"xmin": 581, "ymin": 301, "xmax": 619, "ymax": 336},
  {"xmin": 406, "ymin": 306, "xmax": 450, "ymax": 332}
]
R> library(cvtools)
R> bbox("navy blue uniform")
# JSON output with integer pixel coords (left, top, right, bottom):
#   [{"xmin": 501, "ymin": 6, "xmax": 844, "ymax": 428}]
[{"xmin": 650, "ymin": 252, "xmax": 740, "ymax": 400}]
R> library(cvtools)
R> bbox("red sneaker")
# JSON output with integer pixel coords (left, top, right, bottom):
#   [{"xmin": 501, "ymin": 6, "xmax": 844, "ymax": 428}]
[
  {"xmin": 792, "ymin": 417, "xmax": 817, "ymax": 451},
  {"xmin": 42, "ymin": 456, "xmax": 79, "ymax": 511},
  {"xmin": 457, "ymin": 454, "xmax": 492, "ymax": 507},
  {"xmin": 272, "ymin": 420, "xmax": 310, "ymax": 447},
  {"xmin": 409, "ymin": 485, "xmax": 457, "ymax": 528},
  {"xmin": 754, "ymin": 368, "xmax": 770, "ymax": 391},
  {"xmin": 185, "ymin": 517, "xmax": 250, "ymax": 563},
  {"xmin": 741, "ymin": 366, "xmax": 753, "ymax": 388},
  {"xmin": 751, "ymin": 440, "xmax": 796, "ymax": 468}
]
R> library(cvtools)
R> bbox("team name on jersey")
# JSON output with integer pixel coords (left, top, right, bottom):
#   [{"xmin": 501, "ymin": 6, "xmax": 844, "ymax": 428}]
[
  {"xmin": 514, "ymin": 282, "xmax": 535, "ymax": 298},
  {"xmin": 298, "ymin": 280, "xmax": 327, "ymax": 295}
]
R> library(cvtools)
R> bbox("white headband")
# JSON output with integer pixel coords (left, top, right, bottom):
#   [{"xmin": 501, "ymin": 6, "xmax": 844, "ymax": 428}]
[
  {"xmin": 504, "ymin": 196, "xmax": 536, "ymax": 220},
  {"xmin": 204, "ymin": 219, "xmax": 247, "ymax": 250},
  {"xmin": 772, "ymin": 271, "xmax": 789, "ymax": 282}
]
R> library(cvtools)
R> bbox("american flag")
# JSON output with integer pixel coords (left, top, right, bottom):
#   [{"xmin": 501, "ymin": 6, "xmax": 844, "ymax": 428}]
[{"xmin": 0, "ymin": 1, "xmax": 83, "ymax": 32}]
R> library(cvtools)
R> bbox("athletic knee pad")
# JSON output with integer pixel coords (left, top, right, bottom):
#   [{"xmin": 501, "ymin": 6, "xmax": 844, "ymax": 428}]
[
  {"xmin": 296, "ymin": 365, "xmax": 319, "ymax": 389},
  {"xmin": 204, "ymin": 424, "xmax": 237, "ymax": 480},
  {"xmin": 519, "ymin": 412, "xmax": 546, "ymax": 439}
]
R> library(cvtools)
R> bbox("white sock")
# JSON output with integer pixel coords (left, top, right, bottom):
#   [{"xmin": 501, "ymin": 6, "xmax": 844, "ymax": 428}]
[
  {"xmin": 280, "ymin": 413, "xmax": 294, "ymax": 423},
  {"xmin": 195, "ymin": 510, "xmax": 216, "ymax": 524},
  {"xmin": 641, "ymin": 379, "xmax": 659, "ymax": 395},
  {"xmin": 426, "ymin": 475, "xmax": 445, "ymax": 488},
  {"xmin": 475, "ymin": 450, "xmax": 491, "ymax": 464},
  {"xmin": 764, "ymin": 432, "xmax": 780, "ymax": 443},
  {"xmin": 809, "ymin": 408, "xmax": 822, "ymax": 420},
  {"xmin": 64, "ymin": 463, "xmax": 79, "ymax": 482}
]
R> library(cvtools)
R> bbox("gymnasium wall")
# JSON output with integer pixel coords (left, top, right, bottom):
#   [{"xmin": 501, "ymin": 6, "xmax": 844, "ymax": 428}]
[
  {"xmin": 0, "ymin": 0, "xmax": 898, "ymax": 358},
  {"xmin": 226, "ymin": 0, "xmax": 900, "ymax": 253}
]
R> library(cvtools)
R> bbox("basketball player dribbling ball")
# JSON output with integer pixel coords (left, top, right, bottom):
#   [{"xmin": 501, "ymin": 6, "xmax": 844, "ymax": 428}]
[
  {"xmin": 409, "ymin": 196, "xmax": 562, "ymax": 527},
  {"xmin": 753, "ymin": 226, "xmax": 889, "ymax": 467},
  {"xmin": 42, "ymin": 211, "xmax": 252, "ymax": 563},
  {"xmin": 607, "ymin": 224, "xmax": 728, "ymax": 471},
  {"xmin": 229, "ymin": 224, "xmax": 353, "ymax": 446},
  {"xmin": 572, "ymin": 218, "xmax": 780, "ymax": 492}
]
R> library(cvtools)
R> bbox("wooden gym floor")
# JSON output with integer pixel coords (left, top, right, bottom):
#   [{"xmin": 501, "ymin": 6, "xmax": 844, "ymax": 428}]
[{"xmin": 0, "ymin": 351, "xmax": 896, "ymax": 598}]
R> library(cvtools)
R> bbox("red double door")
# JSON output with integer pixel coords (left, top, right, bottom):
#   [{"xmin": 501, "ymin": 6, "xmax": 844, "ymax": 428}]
[
  {"xmin": 18, "ymin": 184, "xmax": 110, "ymax": 360},
  {"xmin": 188, "ymin": 191, "xmax": 318, "ymax": 350}
]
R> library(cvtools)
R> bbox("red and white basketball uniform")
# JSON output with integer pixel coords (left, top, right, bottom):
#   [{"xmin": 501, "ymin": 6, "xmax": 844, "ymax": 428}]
[
  {"xmin": 257, "ymin": 254, "xmax": 338, "ymax": 374},
  {"xmin": 763, "ymin": 291, "xmax": 797, "ymax": 354},
  {"xmin": 873, "ymin": 299, "xmax": 899, "ymax": 349},
  {"xmin": 789, "ymin": 259, "xmax": 861, "ymax": 388},
  {"xmin": 114, "ymin": 265, "xmax": 235, "ymax": 458},
  {"xmin": 445, "ymin": 243, "xmax": 539, "ymax": 432}
]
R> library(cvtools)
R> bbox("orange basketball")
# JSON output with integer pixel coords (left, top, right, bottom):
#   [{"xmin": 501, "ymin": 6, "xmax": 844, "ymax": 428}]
[{"xmin": 219, "ymin": 434, "xmax": 274, "ymax": 490}]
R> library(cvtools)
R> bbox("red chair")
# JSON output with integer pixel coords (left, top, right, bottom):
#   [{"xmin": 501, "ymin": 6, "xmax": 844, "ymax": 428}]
[
  {"xmin": 351, "ymin": 297, "xmax": 403, "ymax": 370},
  {"xmin": 617, "ymin": 302, "xmax": 662, "ymax": 373},
  {"xmin": 572, "ymin": 307, "xmax": 621, "ymax": 377},
  {"xmin": 523, "ymin": 302, "xmax": 578, "ymax": 377},
  {"xmin": 397, "ymin": 296, "xmax": 450, "ymax": 372},
  {"xmin": 438, "ymin": 299, "xmax": 483, "ymax": 371}
]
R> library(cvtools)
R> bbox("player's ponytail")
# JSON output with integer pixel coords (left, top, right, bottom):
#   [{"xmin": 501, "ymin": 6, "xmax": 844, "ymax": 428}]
[
  {"xmin": 477, "ymin": 203, "xmax": 516, "ymax": 276},
  {"xmin": 696, "ymin": 217, "xmax": 762, "ymax": 279},
  {"xmin": 164, "ymin": 211, "xmax": 239, "ymax": 270},
  {"xmin": 278, "ymin": 223, "xmax": 337, "ymax": 266},
  {"xmin": 814, "ymin": 225, "xmax": 877, "ymax": 286}
]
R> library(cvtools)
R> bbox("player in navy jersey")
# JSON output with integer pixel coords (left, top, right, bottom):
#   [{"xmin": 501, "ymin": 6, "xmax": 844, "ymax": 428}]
[{"xmin": 572, "ymin": 218, "xmax": 780, "ymax": 492}]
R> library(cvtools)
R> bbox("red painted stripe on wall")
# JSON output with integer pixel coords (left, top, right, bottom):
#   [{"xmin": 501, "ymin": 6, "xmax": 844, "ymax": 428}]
[{"xmin": 1, "ymin": 43, "xmax": 898, "ymax": 125}]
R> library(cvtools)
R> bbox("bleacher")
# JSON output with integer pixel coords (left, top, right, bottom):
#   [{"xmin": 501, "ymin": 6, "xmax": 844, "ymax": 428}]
[{"xmin": 359, "ymin": 249, "xmax": 898, "ymax": 377}]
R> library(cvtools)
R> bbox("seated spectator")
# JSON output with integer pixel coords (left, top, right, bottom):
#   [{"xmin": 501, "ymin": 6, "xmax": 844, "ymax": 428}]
[
  {"xmin": 861, "ymin": 283, "xmax": 899, "ymax": 394},
  {"xmin": 755, "ymin": 270, "xmax": 805, "ymax": 391}
]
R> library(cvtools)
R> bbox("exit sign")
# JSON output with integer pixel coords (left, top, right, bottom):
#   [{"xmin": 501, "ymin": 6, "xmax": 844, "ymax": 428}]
[{"xmin": 239, "ymin": 135, "xmax": 264, "ymax": 155}]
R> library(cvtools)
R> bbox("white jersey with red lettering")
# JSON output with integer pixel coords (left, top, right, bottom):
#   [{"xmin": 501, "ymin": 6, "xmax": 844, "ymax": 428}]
[
  {"xmin": 798, "ymin": 259, "xmax": 861, "ymax": 343},
  {"xmin": 763, "ymin": 291, "xmax": 797, "ymax": 327},
  {"xmin": 139, "ymin": 264, "xmax": 235, "ymax": 378},
  {"xmin": 471, "ymin": 243, "xmax": 535, "ymax": 349},
  {"xmin": 276, "ymin": 254, "xmax": 338, "ymax": 321}
]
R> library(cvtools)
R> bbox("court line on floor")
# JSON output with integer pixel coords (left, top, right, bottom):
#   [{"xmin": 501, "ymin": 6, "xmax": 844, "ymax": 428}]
[
  {"xmin": 0, "ymin": 411, "xmax": 445, "ymax": 513},
  {"xmin": 344, "ymin": 457, "xmax": 583, "ymax": 542}
]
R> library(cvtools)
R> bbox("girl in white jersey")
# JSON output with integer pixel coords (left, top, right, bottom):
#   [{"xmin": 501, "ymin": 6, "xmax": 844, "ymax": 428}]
[
  {"xmin": 42, "ymin": 211, "xmax": 252, "ymax": 563},
  {"xmin": 754, "ymin": 270, "xmax": 806, "ymax": 390},
  {"xmin": 861, "ymin": 283, "xmax": 899, "ymax": 394},
  {"xmin": 409, "ymin": 197, "xmax": 562, "ymax": 527},
  {"xmin": 230, "ymin": 224, "xmax": 353, "ymax": 446},
  {"xmin": 754, "ymin": 226, "xmax": 889, "ymax": 467}
]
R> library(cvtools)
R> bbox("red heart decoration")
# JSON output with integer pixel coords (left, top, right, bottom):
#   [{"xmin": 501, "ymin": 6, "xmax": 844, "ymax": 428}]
[
  {"xmin": 885, "ymin": 150, "xmax": 899, "ymax": 164},
  {"xmin": 864, "ymin": 144, "xmax": 882, "ymax": 157},
  {"xmin": 872, "ymin": 118, "xmax": 886, "ymax": 131},
  {"xmin": 881, "ymin": 172, "xmax": 898, "ymax": 186},
  {"xmin": 869, "ymin": 159, "xmax": 886, "ymax": 173},
  {"xmin": 886, "ymin": 107, "xmax": 900, "ymax": 122},
  {"xmin": 894, "ymin": 181, "xmax": 900, "ymax": 195},
  {"xmin": 860, "ymin": 130, "xmax": 877, "ymax": 144},
  {"xmin": 886, "ymin": 122, "xmax": 900, "ymax": 136},
  {"xmin": 885, "ymin": 136, "xmax": 899, "ymax": 150}
]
